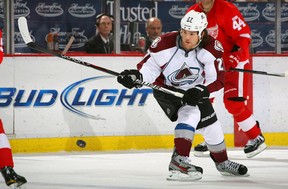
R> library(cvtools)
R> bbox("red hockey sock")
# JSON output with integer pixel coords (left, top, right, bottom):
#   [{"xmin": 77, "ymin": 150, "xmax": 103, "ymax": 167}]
[
  {"xmin": 0, "ymin": 119, "xmax": 14, "ymax": 169},
  {"xmin": 244, "ymin": 123, "xmax": 261, "ymax": 139},
  {"xmin": 0, "ymin": 148, "xmax": 14, "ymax": 169},
  {"xmin": 232, "ymin": 107, "xmax": 261, "ymax": 139},
  {"xmin": 174, "ymin": 138, "xmax": 192, "ymax": 157}
]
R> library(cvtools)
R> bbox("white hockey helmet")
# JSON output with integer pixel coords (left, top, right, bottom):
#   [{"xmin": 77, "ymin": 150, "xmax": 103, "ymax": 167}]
[{"xmin": 180, "ymin": 10, "xmax": 208, "ymax": 37}]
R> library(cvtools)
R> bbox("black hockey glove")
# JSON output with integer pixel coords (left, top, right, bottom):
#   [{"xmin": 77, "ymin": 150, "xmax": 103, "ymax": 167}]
[
  {"xmin": 117, "ymin": 69, "xmax": 143, "ymax": 89},
  {"xmin": 182, "ymin": 84, "xmax": 210, "ymax": 106}
]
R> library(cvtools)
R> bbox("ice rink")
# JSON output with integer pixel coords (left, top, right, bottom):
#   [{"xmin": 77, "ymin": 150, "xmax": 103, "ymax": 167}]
[{"xmin": 1, "ymin": 148, "xmax": 287, "ymax": 189}]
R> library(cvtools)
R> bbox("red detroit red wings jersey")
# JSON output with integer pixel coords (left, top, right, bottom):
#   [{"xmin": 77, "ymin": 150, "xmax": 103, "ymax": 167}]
[
  {"xmin": 187, "ymin": 0, "xmax": 251, "ymax": 61},
  {"xmin": 137, "ymin": 31, "xmax": 224, "ymax": 95}
]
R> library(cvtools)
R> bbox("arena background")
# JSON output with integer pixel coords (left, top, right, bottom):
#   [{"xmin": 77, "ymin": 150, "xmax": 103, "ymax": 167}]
[
  {"xmin": 1, "ymin": 0, "xmax": 287, "ymax": 53},
  {"xmin": 0, "ymin": 0, "xmax": 288, "ymax": 153}
]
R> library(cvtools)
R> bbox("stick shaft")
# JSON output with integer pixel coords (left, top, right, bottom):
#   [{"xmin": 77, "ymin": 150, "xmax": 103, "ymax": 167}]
[{"xmin": 230, "ymin": 68, "xmax": 285, "ymax": 77}]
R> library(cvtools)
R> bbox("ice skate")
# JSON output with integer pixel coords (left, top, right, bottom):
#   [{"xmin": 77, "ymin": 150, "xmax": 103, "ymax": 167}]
[
  {"xmin": 193, "ymin": 142, "xmax": 209, "ymax": 157},
  {"xmin": 167, "ymin": 150, "xmax": 203, "ymax": 181},
  {"xmin": 215, "ymin": 160, "xmax": 249, "ymax": 177},
  {"xmin": 244, "ymin": 133, "xmax": 267, "ymax": 158},
  {"xmin": 1, "ymin": 166, "xmax": 27, "ymax": 188}
]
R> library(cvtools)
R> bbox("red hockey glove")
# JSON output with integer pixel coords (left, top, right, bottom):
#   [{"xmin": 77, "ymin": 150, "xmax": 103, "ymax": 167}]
[{"xmin": 225, "ymin": 52, "xmax": 240, "ymax": 71}]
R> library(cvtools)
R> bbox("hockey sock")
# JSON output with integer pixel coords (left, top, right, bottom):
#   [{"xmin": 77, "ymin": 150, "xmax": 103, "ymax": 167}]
[
  {"xmin": 0, "ymin": 119, "xmax": 14, "ymax": 169},
  {"xmin": 210, "ymin": 150, "xmax": 228, "ymax": 163},
  {"xmin": 244, "ymin": 122, "xmax": 261, "ymax": 139},
  {"xmin": 233, "ymin": 107, "xmax": 261, "ymax": 139},
  {"xmin": 207, "ymin": 140, "xmax": 228, "ymax": 163},
  {"xmin": 174, "ymin": 138, "xmax": 192, "ymax": 157}
]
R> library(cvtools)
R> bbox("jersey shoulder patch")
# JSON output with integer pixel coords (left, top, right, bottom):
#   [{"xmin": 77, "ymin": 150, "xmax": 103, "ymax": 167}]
[
  {"xmin": 150, "ymin": 36, "xmax": 161, "ymax": 49},
  {"xmin": 214, "ymin": 40, "xmax": 224, "ymax": 52},
  {"xmin": 149, "ymin": 31, "xmax": 178, "ymax": 53},
  {"xmin": 202, "ymin": 36, "xmax": 223, "ymax": 58}
]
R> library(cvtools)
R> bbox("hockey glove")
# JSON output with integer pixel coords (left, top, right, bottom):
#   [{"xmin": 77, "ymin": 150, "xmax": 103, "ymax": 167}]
[
  {"xmin": 117, "ymin": 69, "xmax": 143, "ymax": 89},
  {"xmin": 224, "ymin": 52, "xmax": 240, "ymax": 71},
  {"xmin": 182, "ymin": 84, "xmax": 210, "ymax": 106}
]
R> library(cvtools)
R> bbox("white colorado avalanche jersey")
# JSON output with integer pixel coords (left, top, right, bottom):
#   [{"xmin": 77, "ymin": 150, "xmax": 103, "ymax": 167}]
[{"xmin": 137, "ymin": 31, "xmax": 224, "ymax": 94}]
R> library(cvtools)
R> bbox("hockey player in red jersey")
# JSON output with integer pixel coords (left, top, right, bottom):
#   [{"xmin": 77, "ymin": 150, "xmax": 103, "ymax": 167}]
[
  {"xmin": 187, "ymin": 0, "xmax": 266, "ymax": 158},
  {"xmin": 117, "ymin": 10, "xmax": 249, "ymax": 181},
  {"xmin": 0, "ymin": 25, "xmax": 27, "ymax": 188}
]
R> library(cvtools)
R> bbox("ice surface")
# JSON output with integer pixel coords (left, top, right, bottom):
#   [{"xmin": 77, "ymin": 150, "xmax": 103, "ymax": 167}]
[{"xmin": 1, "ymin": 148, "xmax": 288, "ymax": 189}]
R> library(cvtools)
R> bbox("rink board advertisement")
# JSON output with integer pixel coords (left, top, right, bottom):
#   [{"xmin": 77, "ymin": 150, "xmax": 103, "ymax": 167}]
[
  {"xmin": 0, "ymin": 55, "xmax": 234, "ymax": 139},
  {"xmin": 0, "ymin": 56, "xmax": 176, "ymax": 138},
  {"xmin": 0, "ymin": 1, "xmax": 287, "ymax": 53},
  {"xmin": 1, "ymin": 55, "xmax": 288, "ymax": 152},
  {"xmin": 1, "ymin": 55, "xmax": 288, "ymax": 134}
]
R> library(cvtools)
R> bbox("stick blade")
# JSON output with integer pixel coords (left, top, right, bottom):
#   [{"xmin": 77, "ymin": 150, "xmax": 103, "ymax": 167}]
[{"xmin": 18, "ymin": 17, "xmax": 33, "ymax": 44}]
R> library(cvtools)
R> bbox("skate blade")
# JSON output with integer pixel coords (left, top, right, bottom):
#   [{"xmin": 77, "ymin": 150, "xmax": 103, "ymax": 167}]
[
  {"xmin": 219, "ymin": 171, "xmax": 250, "ymax": 177},
  {"xmin": 9, "ymin": 183, "xmax": 26, "ymax": 189},
  {"xmin": 246, "ymin": 143, "xmax": 267, "ymax": 158},
  {"xmin": 193, "ymin": 150, "xmax": 210, "ymax": 157},
  {"xmin": 167, "ymin": 170, "xmax": 202, "ymax": 182}
]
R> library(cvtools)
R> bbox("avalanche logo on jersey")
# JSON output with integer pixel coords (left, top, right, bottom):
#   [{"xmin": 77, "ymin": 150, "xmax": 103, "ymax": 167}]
[{"xmin": 167, "ymin": 62, "xmax": 200, "ymax": 86}]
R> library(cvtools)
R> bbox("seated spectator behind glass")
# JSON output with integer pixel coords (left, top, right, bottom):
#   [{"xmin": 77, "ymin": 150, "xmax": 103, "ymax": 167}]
[
  {"xmin": 84, "ymin": 13, "xmax": 114, "ymax": 54},
  {"xmin": 144, "ymin": 17, "xmax": 162, "ymax": 51}
]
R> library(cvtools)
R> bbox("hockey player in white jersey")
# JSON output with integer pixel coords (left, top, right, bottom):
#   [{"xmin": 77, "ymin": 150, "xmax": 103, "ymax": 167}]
[{"xmin": 117, "ymin": 10, "xmax": 249, "ymax": 181}]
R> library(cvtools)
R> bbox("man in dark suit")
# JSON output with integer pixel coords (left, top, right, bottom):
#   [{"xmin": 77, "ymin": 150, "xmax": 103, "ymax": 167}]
[
  {"xmin": 84, "ymin": 13, "xmax": 114, "ymax": 54},
  {"xmin": 144, "ymin": 17, "xmax": 162, "ymax": 52}
]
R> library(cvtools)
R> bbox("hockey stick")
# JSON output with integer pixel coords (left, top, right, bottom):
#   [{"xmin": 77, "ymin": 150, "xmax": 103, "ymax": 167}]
[
  {"xmin": 230, "ymin": 68, "xmax": 288, "ymax": 77},
  {"xmin": 18, "ymin": 17, "xmax": 184, "ymax": 98}
]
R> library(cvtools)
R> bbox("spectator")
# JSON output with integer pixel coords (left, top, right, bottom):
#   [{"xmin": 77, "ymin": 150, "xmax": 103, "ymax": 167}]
[
  {"xmin": 143, "ymin": 17, "xmax": 162, "ymax": 52},
  {"xmin": 84, "ymin": 13, "xmax": 114, "ymax": 54}
]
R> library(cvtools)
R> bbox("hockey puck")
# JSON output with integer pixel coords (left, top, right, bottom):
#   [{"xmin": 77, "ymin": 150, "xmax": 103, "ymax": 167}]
[{"xmin": 76, "ymin": 140, "xmax": 86, "ymax": 148}]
